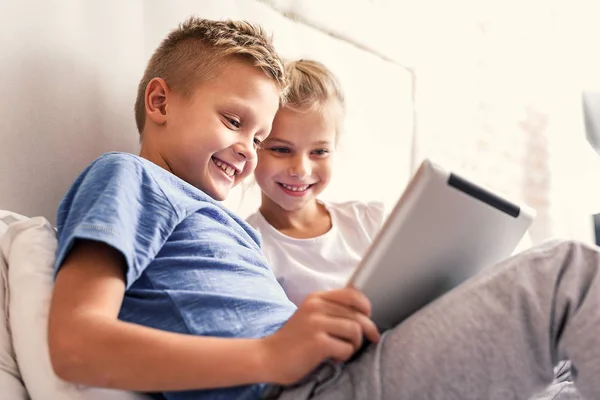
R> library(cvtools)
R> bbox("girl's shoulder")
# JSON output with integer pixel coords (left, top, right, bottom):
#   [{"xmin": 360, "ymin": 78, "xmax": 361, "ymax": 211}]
[
  {"xmin": 326, "ymin": 200, "xmax": 386, "ymax": 219},
  {"xmin": 245, "ymin": 210, "xmax": 262, "ymax": 228},
  {"xmin": 245, "ymin": 211, "xmax": 271, "ymax": 238},
  {"xmin": 325, "ymin": 200, "xmax": 387, "ymax": 238}
]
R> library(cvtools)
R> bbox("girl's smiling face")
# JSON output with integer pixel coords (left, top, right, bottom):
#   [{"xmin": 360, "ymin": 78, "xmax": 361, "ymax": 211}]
[{"xmin": 254, "ymin": 106, "xmax": 338, "ymax": 212}]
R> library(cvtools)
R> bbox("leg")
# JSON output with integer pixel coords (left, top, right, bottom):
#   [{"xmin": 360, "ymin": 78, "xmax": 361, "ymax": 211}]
[
  {"xmin": 295, "ymin": 240, "xmax": 600, "ymax": 400},
  {"xmin": 530, "ymin": 362, "xmax": 581, "ymax": 400},
  {"xmin": 531, "ymin": 382, "xmax": 580, "ymax": 400}
]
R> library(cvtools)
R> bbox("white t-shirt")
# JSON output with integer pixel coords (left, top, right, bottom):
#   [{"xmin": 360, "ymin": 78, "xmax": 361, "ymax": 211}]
[{"xmin": 246, "ymin": 201, "xmax": 386, "ymax": 305}]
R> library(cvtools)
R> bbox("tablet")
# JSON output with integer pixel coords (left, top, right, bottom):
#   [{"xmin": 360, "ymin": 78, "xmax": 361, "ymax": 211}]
[{"xmin": 347, "ymin": 159, "xmax": 535, "ymax": 331}]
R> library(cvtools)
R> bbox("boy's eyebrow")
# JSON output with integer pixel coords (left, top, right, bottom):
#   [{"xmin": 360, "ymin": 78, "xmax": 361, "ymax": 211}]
[
  {"xmin": 220, "ymin": 100, "xmax": 271, "ymax": 134},
  {"xmin": 222, "ymin": 99, "xmax": 252, "ymax": 116}
]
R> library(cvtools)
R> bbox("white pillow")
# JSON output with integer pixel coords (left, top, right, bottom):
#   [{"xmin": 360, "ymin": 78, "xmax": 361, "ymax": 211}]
[
  {"xmin": 1, "ymin": 217, "xmax": 150, "ymax": 400},
  {"xmin": 0, "ymin": 213, "xmax": 28, "ymax": 399}
]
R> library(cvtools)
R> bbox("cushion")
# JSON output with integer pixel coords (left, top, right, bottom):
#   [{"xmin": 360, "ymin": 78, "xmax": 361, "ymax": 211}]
[
  {"xmin": 0, "ymin": 211, "xmax": 28, "ymax": 398},
  {"xmin": 1, "ymin": 216, "xmax": 149, "ymax": 399}
]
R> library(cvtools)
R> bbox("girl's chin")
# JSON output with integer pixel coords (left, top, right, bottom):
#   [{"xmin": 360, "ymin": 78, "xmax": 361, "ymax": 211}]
[{"xmin": 278, "ymin": 197, "xmax": 313, "ymax": 212}]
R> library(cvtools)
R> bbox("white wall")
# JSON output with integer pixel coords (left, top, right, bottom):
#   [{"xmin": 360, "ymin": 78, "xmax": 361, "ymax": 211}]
[{"xmin": 0, "ymin": 0, "xmax": 414, "ymax": 223}]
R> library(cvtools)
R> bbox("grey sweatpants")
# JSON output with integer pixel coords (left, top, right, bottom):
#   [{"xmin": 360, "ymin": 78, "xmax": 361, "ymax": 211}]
[{"xmin": 270, "ymin": 240, "xmax": 600, "ymax": 400}]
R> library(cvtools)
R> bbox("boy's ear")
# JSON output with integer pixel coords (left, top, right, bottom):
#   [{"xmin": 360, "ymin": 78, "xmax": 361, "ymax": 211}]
[{"xmin": 145, "ymin": 78, "xmax": 169, "ymax": 125}]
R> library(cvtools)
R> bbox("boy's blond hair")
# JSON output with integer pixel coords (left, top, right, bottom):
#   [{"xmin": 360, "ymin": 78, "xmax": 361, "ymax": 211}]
[
  {"xmin": 284, "ymin": 59, "xmax": 345, "ymax": 134},
  {"xmin": 134, "ymin": 17, "xmax": 287, "ymax": 134}
]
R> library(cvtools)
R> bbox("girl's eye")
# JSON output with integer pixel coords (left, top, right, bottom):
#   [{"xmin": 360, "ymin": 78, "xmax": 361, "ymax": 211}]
[
  {"xmin": 270, "ymin": 147, "xmax": 290, "ymax": 154},
  {"xmin": 253, "ymin": 138, "xmax": 263, "ymax": 148},
  {"xmin": 312, "ymin": 149, "xmax": 330, "ymax": 156}
]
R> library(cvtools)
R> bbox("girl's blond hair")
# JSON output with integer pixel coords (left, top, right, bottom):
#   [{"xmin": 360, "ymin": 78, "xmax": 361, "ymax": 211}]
[{"xmin": 284, "ymin": 59, "xmax": 345, "ymax": 135}]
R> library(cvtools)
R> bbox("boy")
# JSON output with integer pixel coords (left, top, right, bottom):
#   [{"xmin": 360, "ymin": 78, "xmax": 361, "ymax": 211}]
[
  {"xmin": 49, "ymin": 17, "xmax": 600, "ymax": 400},
  {"xmin": 48, "ymin": 17, "xmax": 378, "ymax": 399}
]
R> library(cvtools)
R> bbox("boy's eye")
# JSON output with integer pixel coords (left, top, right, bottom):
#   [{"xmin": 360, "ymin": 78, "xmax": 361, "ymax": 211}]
[
  {"xmin": 253, "ymin": 138, "xmax": 263, "ymax": 148},
  {"xmin": 269, "ymin": 147, "xmax": 290, "ymax": 154},
  {"xmin": 224, "ymin": 116, "xmax": 241, "ymax": 129}
]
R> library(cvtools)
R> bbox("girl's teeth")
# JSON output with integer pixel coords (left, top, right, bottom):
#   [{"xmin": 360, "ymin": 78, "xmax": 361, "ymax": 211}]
[{"xmin": 282, "ymin": 184, "xmax": 309, "ymax": 191}]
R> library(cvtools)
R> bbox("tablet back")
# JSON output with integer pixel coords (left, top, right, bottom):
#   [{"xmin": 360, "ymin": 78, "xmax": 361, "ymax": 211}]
[{"xmin": 347, "ymin": 159, "xmax": 535, "ymax": 330}]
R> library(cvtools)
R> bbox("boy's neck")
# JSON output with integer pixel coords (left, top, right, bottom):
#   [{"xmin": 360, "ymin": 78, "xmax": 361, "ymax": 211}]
[
  {"xmin": 259, "ymin": 197, "xmax": 332, "ymax": 239},
  {"xmin": 139, "ymin": 135, "xmax": 172, "ymax": 174}
]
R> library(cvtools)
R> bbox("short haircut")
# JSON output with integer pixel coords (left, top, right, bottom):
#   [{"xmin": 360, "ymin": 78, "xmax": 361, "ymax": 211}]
[{"xmin": 134, "ymin": 17, "xmax": 287, "ymax": 134}]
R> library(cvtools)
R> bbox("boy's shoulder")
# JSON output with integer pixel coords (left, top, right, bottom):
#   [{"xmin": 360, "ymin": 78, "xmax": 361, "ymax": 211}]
[
  {"xmin": 80, "ymin": 152, "xmax": 162, "ymax": 187},
  {"xmin": 84, "ymin": 152, "xmax": 217, "ymax": 206},
  {"xmin": 87, "ymin": 152, "xmax": 169, "ymax": 181},
  {"xmin": 55, "ymin": 152, "xmax": 258, "ymax": 285},
  {"xmin": 58, "ymin": 152, "xmax": 227, "ymax": 233}
]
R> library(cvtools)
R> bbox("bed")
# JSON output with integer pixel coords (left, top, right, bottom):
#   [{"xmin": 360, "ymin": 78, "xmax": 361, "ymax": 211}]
[{"xmin": 0, "ymin": 0, "xmax": 579, "ymax": 399}]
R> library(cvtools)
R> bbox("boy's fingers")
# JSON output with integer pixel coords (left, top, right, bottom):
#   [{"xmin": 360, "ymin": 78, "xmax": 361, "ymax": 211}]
[
  {"xmin": 319, "ymin": 288, "xmax": 372, "ymax": 317},
  {"xmin": 316, "ymin": 301, "xmax": 362, "ymax": 320},
  {"xmin": 356, "ymin": 313, "xmax": 381, "ymax": 343},
  {"xmin": 300, "ymin": 290, "xmax": 379, "ymax": 344},
  {"xmin": 320, "ymin": 317, "xmax": 363, "ymax": 350},
  {"xmin": 307, "ymin": 300, "xmax": 380, "ymax": 345},
  {"xmin": 325, "ymin": 336, "xmax": 357, "ymax": 363}
]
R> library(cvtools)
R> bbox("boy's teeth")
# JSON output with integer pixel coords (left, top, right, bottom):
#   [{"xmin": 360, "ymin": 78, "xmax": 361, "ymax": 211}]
[
  {"xmin": 213, "ymin": 158, "xmax": 236, "ymax": 177},
  {"xmin": 282, "ymin": 183, "xmax": 309, "ymax": 192}
]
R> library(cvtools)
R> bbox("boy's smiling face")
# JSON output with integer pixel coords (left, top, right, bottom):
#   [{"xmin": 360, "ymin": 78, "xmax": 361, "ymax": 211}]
[{"xmin": 141, "ymin": 60, "xmax": 281, "ymax": 201}]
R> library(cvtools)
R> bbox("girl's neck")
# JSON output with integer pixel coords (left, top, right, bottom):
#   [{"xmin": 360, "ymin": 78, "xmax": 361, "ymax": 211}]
[{"xmin": 259, "ymin": 196, "xmax": 332, "ymax": 239}]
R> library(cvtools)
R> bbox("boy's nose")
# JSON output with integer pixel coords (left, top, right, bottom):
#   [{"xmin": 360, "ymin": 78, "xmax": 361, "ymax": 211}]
[{"xmin": 232, "ymin": 142, "xmax": 256, "ymax": 161}]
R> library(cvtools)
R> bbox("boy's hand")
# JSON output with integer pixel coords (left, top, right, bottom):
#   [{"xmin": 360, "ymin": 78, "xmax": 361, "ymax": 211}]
[{"xmin": 260, "ymin": 287, "xmax": 380, "ymax": 385}]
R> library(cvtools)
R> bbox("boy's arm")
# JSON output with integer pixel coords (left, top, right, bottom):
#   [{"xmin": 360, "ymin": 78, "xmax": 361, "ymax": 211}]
[
  {"xmin": 48, "ymin": 239, "xmax": 271, "ymax": 391},
  {"xmin": 49, "ymin": 240, "xmax": 380, "ymax": 392}
]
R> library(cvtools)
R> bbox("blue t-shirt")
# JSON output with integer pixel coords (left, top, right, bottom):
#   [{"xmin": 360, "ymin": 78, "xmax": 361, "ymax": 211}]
[{"xmin": 54, "ymin": 152, "xmax": 297, "ymax": 400}]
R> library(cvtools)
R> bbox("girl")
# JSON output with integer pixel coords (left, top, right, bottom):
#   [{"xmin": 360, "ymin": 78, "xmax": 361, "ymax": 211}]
[
  {"xmin": 247, "ymin": 59, "xmax": 386, "ymax": 306},
  {"xmin": 247, "ymin": 59, "xmax": 578, "ymax": 400}
]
